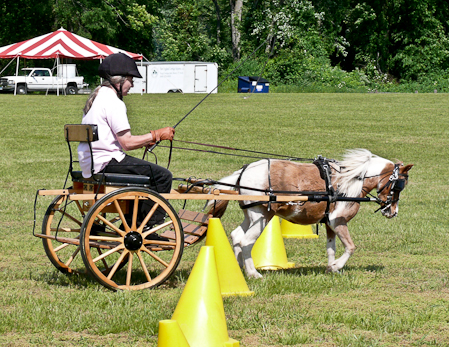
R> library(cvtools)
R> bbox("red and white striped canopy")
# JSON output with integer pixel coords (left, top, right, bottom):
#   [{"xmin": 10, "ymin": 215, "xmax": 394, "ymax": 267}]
[{"xmin": 0, "ymin": 28, "xmax": 142, "ymax": 60}]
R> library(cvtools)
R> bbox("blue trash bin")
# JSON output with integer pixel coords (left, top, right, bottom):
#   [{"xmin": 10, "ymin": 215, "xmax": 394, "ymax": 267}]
[{"xmin": 238, "ymin": 76, "xmax": 269, "ymax": 93}]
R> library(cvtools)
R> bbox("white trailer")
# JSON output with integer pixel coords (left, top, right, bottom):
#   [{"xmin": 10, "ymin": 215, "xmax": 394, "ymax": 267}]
[{"xmin": 128, "ymin": 61, "xmax": 218, "ymax": 94}]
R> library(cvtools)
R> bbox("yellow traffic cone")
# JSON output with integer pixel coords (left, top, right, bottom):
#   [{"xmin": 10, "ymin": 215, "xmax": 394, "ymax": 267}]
[
  {"xmin": 157, "ymin": 320, "xmax": 190, "ymax": 347},
  {"xmin": 252, "ymin": 216, "xmax": 295, "ymax": 270},
  {"xmin": 205, "ymin": 218, "xmax": 254, "ymax": 297},
  {"xmin": 280, "ymin": 219, "xmax": 319, "ymax": 239},
  {"xmin": 171, "ymin": 246, "xmax": 240, "ymax": 347}
]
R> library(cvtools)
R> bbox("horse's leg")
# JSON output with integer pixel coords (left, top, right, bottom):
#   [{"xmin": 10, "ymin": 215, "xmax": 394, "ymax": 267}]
[
  {"xmin": 326, "ymin": 220, "xmax": 356, "ymax": 273},
  {"xmin": 239, "ymin": 207, "xmax": 274, "ymax": 279},
  {"xmin": 325, "ymin": 224, "xmax": 337, "ymax": 271},
  {"xmin": 230, "ymin": 211, "xmax": 250, "ymax": 268}
]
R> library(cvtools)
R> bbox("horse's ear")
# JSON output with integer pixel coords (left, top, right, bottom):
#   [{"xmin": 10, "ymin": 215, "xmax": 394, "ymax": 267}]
[{"xmin": 403, "ymin": 164, "xmax": 413, "ymax": 173}]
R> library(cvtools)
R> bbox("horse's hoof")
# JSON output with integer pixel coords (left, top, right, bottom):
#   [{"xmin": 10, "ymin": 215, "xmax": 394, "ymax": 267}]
[
  {"xmin": 247, "ymin": 271, "xmax": 263, "ymax": 279},
  {"xmin": 326, "ymin": 265, "xmax": 340, "ymax": 273}
]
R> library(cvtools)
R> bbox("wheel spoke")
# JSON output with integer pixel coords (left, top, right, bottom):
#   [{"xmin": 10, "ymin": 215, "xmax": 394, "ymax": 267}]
[
  {"xmin": 137, "ymin": 252, "xmax": 152, "ymax": 282},
  {"xmin": 64, "ymin": 246, "xmax": 81, "ymax": 267},
  {"xmin": 55, "ymin": 206, "xmax": 83, "ymax": 226},
  {"xmin": 107, "ymin": 249, "xmax": 129, "ymax": 280},
  {"xmin": 95, "ymin": 213, "xmax": 125, "ymax": 237},
  {"xmin": 141, "ymin": 220, "xmax": 173, "ymax": 238},
  {"xmin": 80, "ymin": 188, "xmax": 184, "ymax": 290},
  {"xmin": 138, "ymin": 203, "xmax": 159, "ymax": 232},
  {"xmin": 42, "ymin": 194, "xmax": 85, "ymax": 274},
  {"xmin": 92, "ymin": 244, "xmax": 125, "ymax": 263},
  {"xmin": 143, "ymin": 240, "xmax": 177, "ymax": 247},
  {"xmin": 126, "ymin": 252, "xmax": 134, "ymax": 286},
  {"xmin": 141, "ymin": 247, "xmax": 169, "ymax": 267},
  {"xmin": 131, "ymin": 196, "xmax": 139, "ymax": 230},
  {"xmin": 96, "ymin": 248, "xmax": 111, "ymax": 271},
  {"xmin": 113, "ymin": 200, "xmax": 129, "ymax": 232},
  {"xmin": 54, "ymin": 241, "xmax": 76, "ymax": 252}
]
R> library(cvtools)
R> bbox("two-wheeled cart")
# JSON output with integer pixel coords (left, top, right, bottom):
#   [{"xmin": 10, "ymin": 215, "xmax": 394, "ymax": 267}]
[{"xmin": 34, "ymin": 124, "xmax": 376, "ymax": 291}]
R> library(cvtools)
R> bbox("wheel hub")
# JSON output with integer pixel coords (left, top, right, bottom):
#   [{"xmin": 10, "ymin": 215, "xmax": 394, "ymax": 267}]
[{"xmin": 124, "ymin": 231, "xmax": 143, "ymax": 251}]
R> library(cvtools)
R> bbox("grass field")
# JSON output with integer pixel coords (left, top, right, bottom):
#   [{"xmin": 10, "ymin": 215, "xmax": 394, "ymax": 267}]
[{"xmin": 0, "ymin": 92, "xmax": 448, "ymax": 346}]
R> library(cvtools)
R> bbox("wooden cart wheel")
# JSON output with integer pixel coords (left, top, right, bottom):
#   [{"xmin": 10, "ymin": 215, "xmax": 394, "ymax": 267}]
[
  {"xmin": 41, "ymin": 194, "xmax": 86, "ymax": 274},
  {"xmin": 80, "ymin": 187, "xmax": 184, "ymax": 291},
  {"xmin": 42, "ymin": 194, "xmax": 129, "ymax": 275}
]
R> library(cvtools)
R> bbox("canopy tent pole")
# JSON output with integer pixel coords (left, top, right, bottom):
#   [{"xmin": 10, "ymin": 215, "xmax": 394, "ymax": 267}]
[
  {"xmin": 56, "ymin": 56, "xmax": 60, "ymax": 96},
  {"xmin": 140, "ymin": 57, "xmax": 143, "ymax": 96},
  {"xmin": 0, "ymin": 56, "xmax": 18, "ymax": 75},
  {"xmin": 14, "ymin": 56, "xmax": 19, "ymax": 96},
  {"xmin": 99, "ymin": 57, "xmax": 103, "ymax": 85}
]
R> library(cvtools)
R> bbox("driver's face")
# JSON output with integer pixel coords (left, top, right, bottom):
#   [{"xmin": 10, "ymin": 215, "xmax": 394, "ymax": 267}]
[{"xmin": 121, "ymin": 76, "xmax": 134, "ymax": 96}]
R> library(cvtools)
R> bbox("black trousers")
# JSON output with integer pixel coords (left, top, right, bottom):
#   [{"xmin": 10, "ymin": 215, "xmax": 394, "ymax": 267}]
[{"xmin": 102, "ymin": 154, "xmax": 172, "ymax": 226}]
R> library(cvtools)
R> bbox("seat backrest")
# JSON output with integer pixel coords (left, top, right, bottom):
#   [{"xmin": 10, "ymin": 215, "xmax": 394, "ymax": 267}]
[
  {"xmin": 64, "ymin": 124, "xmax": 98, "ymax": 142},
  {"xmin": 64, "ymin": 124, "xmax": 98, "ymax": 181}
]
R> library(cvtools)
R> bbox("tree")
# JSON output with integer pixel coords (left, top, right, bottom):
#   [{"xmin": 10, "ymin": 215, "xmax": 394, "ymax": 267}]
[
  {"xmin": 52, "ymin": 0, "xmax": 158, "ymax": 58},
  {"xmin": 153, "ymin": 0, "xmax": 231, "ymax": 65},
  {"xmin": 230, "ymin": 0, "xmax": 243, "ymax": 61}
]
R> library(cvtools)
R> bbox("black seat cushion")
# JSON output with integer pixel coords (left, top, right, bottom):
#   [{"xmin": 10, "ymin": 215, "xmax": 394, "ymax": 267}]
[{"xmin": 71, "ymin": 171, "xmax": 152, "ymax": 187}]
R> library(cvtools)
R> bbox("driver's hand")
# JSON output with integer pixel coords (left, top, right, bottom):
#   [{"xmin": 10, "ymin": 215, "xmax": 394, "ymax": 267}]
[{"xmin": 151, "ymin": 127, "xmax": 175, "ymax": 142}]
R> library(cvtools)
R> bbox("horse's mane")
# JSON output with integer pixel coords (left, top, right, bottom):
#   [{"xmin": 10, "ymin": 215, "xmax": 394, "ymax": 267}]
[{"xmin": 334, "ymin": 149, "xmax": 379, "ymax": 197}]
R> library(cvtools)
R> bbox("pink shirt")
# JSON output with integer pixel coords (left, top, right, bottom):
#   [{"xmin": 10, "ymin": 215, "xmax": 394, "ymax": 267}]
[{"xmin": 78, "ymin": 87, "xmax": 130, "ymax": 177}]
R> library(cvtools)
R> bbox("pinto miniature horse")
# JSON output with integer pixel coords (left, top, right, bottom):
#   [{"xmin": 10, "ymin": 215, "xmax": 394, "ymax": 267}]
[{"xmin": 212, "ymin": 149, "xmax": 413, "ymax": 278}]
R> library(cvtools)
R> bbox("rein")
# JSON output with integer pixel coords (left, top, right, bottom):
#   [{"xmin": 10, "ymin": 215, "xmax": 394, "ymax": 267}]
[{"xmin": 159, "ymin": 139, "xmax": 314, "ymax": 162}]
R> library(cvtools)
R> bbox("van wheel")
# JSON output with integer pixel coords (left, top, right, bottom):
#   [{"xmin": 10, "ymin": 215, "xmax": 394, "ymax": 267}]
[
  {"xmin": 17, "ymin": 84, "xmax": 27, "ymax": 95},
  {"xmin": 66, "ymin": 86, "xmax": 78, "ymax": 95}
]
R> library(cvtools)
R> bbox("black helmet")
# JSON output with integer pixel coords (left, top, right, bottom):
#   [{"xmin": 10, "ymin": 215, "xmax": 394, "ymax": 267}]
[{"xmin": 98, "ymin": 53, "xmax": 142, "ymax": 79}]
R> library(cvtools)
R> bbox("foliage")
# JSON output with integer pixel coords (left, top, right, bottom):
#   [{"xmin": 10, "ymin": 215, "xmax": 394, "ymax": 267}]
[{"xmin": 1, "ymin": 0, "xmax": 449, "ymax": 90}]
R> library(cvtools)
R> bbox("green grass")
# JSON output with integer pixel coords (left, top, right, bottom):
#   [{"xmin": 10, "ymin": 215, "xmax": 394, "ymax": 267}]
[{"xmin": 1, "ymin": 92, "xmax": 449, "ymax": 346}]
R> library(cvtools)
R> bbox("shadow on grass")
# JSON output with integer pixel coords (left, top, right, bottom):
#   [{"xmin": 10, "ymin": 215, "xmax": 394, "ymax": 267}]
[
  {"xmin": 37, "ymin": 263, "xmax": 385, "ymax": 291},
  {"xmin": 39, "ymin": 269, "xmax": 98, "ymax": 288},
  {"xmin": 37, "ymin": 267, "xmax": 189, "ymax": 290},
  {"xmin": 262, "ymin": 263, "xmax": 385, "ymax": 277}
]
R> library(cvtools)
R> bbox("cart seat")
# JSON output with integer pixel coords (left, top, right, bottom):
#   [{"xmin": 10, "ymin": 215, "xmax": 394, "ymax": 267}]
[
  {"xmin": 71, "ymin": 171, "xmax": 152, "ymax": 187},
  {"xmin": 65, "ymin": 124, "xmax": 152, "ymax": 189}
]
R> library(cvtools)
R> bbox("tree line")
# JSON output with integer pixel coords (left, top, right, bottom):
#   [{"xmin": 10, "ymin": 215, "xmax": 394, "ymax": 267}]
[{"xmin": 1, "ymin": 0, "xmax": 449, "ymax": 91}]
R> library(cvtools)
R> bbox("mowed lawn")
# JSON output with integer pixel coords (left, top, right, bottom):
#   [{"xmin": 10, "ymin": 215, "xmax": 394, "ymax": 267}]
[{"xmin": 0, "ymin": 92, "xmax": 448, "ymax": 346}]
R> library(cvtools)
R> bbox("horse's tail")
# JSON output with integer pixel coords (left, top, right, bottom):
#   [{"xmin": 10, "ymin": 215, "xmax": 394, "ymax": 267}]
[{"xmin": 205, "ymin": 169, "xmax": 242, "ymax": 218}]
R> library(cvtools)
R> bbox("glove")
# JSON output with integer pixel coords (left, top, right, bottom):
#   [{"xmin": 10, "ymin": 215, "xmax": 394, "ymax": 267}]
[{"xmin": 151, "ymin": 127, "xmax": 175, "ymax": 142}]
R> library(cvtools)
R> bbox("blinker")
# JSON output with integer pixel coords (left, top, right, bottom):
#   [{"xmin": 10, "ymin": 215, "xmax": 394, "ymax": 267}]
[{"xmin": 393, "ymin": 179, "xmax": 406, "ymax": 192}]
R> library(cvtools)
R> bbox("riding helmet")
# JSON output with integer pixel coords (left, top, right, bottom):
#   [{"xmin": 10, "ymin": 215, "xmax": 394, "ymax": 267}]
[{"xmin": 98, "ymin": 53, "xmax": 142, "ymax": 79}]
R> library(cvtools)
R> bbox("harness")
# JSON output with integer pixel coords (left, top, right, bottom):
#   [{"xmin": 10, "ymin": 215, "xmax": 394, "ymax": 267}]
[
  {"xmin": 236, "ymin": 157, "xmax": 338, "ymax": 214},
  {"xmin": 233, "ymin": 159, "xmax": 408, "ymax": 217},
  {"xmin": 237, "ymin": 161, "xmax": 277, "ymax": 211},
  {"xmin": 312, "ymin": 156, "xmax": 338, "ymax": 217}
]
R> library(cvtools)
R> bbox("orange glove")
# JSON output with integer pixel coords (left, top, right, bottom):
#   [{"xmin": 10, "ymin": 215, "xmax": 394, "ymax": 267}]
[{"xmin": 151, "ymin": 127, "xmax": 175, "ymax": 142}]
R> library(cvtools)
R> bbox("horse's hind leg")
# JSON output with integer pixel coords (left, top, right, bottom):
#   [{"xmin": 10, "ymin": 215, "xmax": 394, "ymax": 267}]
[
  {"xmin": 230, "ymin": 212, "xmax": 250, "ymax": 268},
  {"xmin": 325, "ymin": 221, "xmax": 356, "ymax": 273},
  {"xmin": 239, "ymin": 207, "xmax": 274, "ymax": 279}
]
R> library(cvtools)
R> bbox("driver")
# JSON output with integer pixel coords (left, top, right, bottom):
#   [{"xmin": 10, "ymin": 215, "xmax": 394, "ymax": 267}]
[{"xmin": 78, "ymin": 52, "xmax": 175, "ymax": 227}]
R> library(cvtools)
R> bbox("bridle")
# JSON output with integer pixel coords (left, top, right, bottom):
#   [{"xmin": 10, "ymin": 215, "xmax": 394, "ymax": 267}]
[
  {"xmin": 363, "ymin": 164, "xmax": 408, "ymax": 214},
  {"xmin": 376, "ymin": 164, "xmax": 408, "ymax": 213}
]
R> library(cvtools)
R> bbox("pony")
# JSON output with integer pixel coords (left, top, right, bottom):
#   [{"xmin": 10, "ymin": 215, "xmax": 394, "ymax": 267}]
[{"xmin": 210, "ymin": 149, "xmax": 413, "ymax": 278}]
